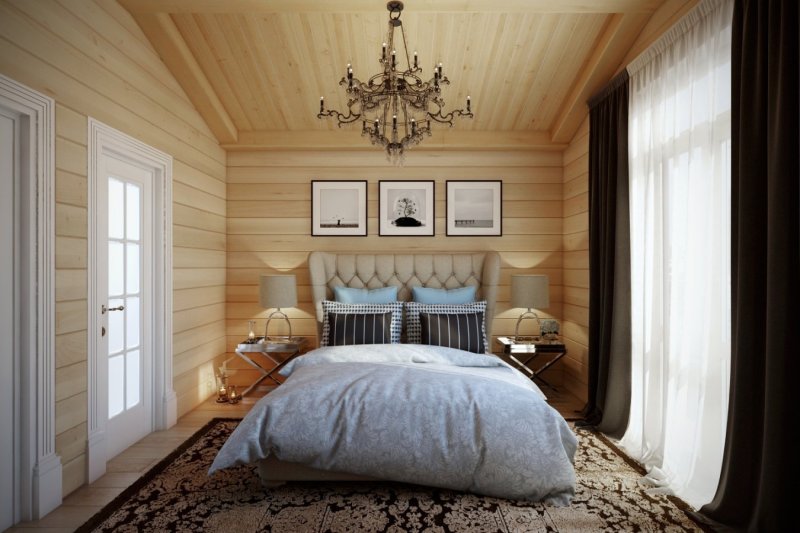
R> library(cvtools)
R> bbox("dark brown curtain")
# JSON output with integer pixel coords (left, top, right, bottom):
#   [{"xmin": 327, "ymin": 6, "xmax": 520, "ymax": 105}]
[
  {"xmin": 580, "ymin": 70, "xmax": 631, "ymax": 437},
  {"xmin": 694, "ymin": 1, "xmax": 799, "ymax": 531}
]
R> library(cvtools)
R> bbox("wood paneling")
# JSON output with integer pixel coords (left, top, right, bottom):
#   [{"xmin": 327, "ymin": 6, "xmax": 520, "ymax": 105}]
[
  {"xmin": 225, "ymin": 148, "xmax": 565, "ymax": 385},
  {"xmin": 562, "ymin": 116, "xmax": 589, "ymax": 402},
  {"xmin": 116, "ymin": 1, "xmax": 665, "ymax": 148},
  {"xmin": 0, "ymin": 0, "xmax": 227, "ymax": 497}
]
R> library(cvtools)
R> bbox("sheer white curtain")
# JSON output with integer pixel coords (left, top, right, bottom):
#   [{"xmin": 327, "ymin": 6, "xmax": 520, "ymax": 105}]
[{"xmin": 621, "ymin": 0, "xmax": 732, "ymax": 509}]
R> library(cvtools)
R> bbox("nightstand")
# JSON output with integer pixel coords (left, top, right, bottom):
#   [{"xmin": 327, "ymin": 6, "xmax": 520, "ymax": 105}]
[
  {"xmin": 235, "ymin": 337, "xmax": 308, "ymax": 396},
  {"xmin": 495, "ymin": 336, "xmax": 567, "ymax": 391}
]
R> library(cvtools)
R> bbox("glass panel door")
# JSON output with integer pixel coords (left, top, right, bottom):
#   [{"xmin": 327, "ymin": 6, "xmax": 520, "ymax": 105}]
[{"xmin": 107, "ymin": 177, "xmax": 143, "ymax": 419}]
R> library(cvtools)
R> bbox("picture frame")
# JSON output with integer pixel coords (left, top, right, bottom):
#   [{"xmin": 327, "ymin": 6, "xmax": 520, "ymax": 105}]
[
  {"xmin": 446, "ymin": 180, "xmax": 503, "ymax": 236},
  {"xmin": 311, "ymin": 180, "xmax": 368, "ymax": 236},
  {"xmin": 378, "ymin": 180, "xmax": 435, "ymax": 236}
]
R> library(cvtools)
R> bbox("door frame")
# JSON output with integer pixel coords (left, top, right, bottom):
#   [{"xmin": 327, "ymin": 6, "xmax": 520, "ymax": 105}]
[
  {"xmin": 87, "ymin": 118, "xmax": 176, "ymax": 482},
  {"xmin": 0, "ymin": 74, "xmax": 60, "ymax": 521}
]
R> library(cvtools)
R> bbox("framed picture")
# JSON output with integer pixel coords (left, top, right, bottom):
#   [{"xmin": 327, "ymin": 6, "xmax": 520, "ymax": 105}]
[
  {"xmin": 378, "ymin": 180, "xmax": 435, "ymax": 236},
  {"xmin": 311, "ymin": 180, "xmax": 368, "ymax": 236},
  {"xmin": 446, "ymin": 180, "xmax": 503, "ymax": 236}
]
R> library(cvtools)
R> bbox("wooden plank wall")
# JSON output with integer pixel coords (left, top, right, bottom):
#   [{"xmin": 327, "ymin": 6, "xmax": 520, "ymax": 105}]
[
  {"xmin": 0, "ymin": 0, "xmax": 227, "ymax": 496},
  {"xmin": 224, "ymin": 149, "xmax": 566, "ymax": 388},
  {"xmin": 562, "ymin": 117, "xmax": 590, "ymax": 402}
]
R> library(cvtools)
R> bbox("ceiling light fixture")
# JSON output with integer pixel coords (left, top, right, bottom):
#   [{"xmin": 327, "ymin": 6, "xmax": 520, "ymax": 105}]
[{"xmin": 318, "ymin": 1, "xmax": 473, "ymax": 164}]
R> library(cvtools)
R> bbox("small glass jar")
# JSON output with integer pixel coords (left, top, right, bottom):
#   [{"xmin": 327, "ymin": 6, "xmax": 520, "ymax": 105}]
[
  {"xmin": 216, "ymin": 375, "xmax": 229, "ymax": 403},
  {"xmin": 228, "ymin": 385, "xmax": 240, "ymax": 404}
]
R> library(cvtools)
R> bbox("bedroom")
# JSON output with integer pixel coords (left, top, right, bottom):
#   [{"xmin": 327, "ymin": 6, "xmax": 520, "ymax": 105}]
[{"xmin": 0, "ymin": 0, "xmax": 794, "ymax": 531}]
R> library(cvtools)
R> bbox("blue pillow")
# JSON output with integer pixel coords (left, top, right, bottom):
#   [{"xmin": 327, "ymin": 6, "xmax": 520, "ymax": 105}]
[
  {"xmin": 333, "ymin": 285, "xmax": 398, "ymax": 304},
  {"xmin": 412, "ymin": 286, "xmax": 477, "ymax": 304}
]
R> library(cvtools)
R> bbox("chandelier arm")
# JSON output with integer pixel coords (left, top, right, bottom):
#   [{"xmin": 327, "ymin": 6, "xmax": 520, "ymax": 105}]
[
  {"xmin": 317, "ymin": 108, "xmax": 361, "ymax": 125},
  {"xmin": 428, "ymin": 108, "xmax": 474, "ymax": 125}
]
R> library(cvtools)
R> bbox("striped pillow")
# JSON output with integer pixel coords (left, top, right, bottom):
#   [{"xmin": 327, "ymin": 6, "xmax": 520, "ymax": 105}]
[
  {"xmin": 419, "ymin": 312, "xmax": 486, "ymax": 354},
  {"xmin": 403, "ymin": 301, "xmax": 488, "ymax": 348},
  {"xmin": 320, "ymin": 300, "xmax": 403, "ymax": 346},
  {"xmin": 327, "ymin": 312, "xmax": 393, "ymax": 346}
]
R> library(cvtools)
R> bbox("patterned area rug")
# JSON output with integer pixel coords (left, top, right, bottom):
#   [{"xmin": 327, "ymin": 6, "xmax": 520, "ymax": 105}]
[{"xmin": 76, "ymin": 418, "xmax": 703, "ymax": 532}]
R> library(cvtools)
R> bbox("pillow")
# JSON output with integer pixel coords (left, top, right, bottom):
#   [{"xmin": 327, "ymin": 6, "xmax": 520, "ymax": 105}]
[
  {"xmin": 411, "ymin": 286, "xmax": 477, "ymax": 304},
  {"xmin": 328, "ymin": 312, "xmax": 393, "ymax": 346},
  {"xmin": 334, "ymin": 285, "xmax": 398, "ymax": 304},
  {"xmin": 320, "ymin": 300, "xmax": 403, "ymax": 346},
  {"xmin": 419, "ymin": 312, "xmax": 486, "ymax": 354},
  {"xmin": 404, "ymin": 300, "xmax": 488, "ymax": 348}
]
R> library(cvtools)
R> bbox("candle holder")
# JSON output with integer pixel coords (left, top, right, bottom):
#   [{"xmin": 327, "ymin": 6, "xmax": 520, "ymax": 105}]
[
  {"xmin": 244, "ymin": 320, "xmax": 260, "ymax": 344},
  {"xmin": 216, "ymin": 374, "xmax": 229, "ymax": 403},
  {"xmin": 228, "ymin": 385, "xmax": 240, "ymax": 404}
]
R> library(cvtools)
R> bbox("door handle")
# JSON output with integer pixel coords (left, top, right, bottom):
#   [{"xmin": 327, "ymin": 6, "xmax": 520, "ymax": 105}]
[{"xmin": 101, "ymin": 304, "xmax": 125, "ymax": 313}]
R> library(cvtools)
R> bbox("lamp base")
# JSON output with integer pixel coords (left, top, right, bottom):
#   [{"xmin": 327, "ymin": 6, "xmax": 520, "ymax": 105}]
[
  {"xmin": 264, "ymin": 308, "xmax": 292, "ymax": 341},
  {"xmin": 514, "ymin": 309, "xmax": 541, "ymax": 342}
]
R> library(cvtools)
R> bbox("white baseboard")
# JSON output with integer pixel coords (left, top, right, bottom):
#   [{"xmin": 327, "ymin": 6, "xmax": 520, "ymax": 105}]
[
  {"xmin": 163, "ymin": 391, "xmax": 178, "ymax": 429},
  {"xmin": 32, "ymin": 453, "xmax": 62, "ymax": 519},
  {"xmin": 87, "ymin": 430, "xmax": 106, "ymax": 484}
]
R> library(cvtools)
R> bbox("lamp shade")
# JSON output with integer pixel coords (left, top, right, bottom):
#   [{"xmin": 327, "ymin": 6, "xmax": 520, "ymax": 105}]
[
  {"xmin": 259, "ymin": 274, "xmax": 297, "ymax": 309},
  {"xmin": 510, "ymin": 275, "xmax": 549, "ymax": 310}
]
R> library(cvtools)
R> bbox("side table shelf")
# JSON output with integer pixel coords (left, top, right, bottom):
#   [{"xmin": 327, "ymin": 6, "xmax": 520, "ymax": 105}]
[
  {"xmin": 235, "ymin": 337, "xmax": 308, "ymax": 396},
  {"xmin": 495, "ymin": 336, "xmax": 567, "ymax": 391}
]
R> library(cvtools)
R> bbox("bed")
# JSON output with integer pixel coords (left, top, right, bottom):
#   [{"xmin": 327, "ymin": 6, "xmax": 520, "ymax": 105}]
[{"xmin": 209, "ymin": 252, "xmax": 577, "ymax": 505}]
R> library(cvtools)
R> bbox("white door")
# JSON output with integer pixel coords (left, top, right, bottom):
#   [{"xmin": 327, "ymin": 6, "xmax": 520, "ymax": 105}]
[
  {"xmin": 1, "ymin": 105, "xmax": 18, "ymax": 531},
  {"xmin": 99, "ymin": 156, "xmax": 154, "ymax": 459}
]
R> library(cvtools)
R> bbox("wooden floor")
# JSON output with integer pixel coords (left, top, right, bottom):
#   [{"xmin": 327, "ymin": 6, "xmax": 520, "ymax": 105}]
[{"xmin": 7, "ymin": 385, "xmax": 584, "ymax": 532}]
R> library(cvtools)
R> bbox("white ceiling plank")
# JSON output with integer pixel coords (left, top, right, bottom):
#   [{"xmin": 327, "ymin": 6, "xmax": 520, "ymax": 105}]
[
  {"xmin": 549, "ymin": 12, "xmax": 650, "ymax": 143},
  {"xmin": 134, "ymin": 12, "xmax": 239, "ymax": 143},
  {"xmin": 226, "ymin": 129, "xmax": 566, "ymax": 151},
  {"xmin": 121, "ymin": 0, "xmax": 665, "ymax": 15}
]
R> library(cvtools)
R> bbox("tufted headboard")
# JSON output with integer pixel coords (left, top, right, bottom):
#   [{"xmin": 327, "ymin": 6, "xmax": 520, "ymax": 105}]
[{"xmin": 308, "ymin": 251, "xmax": 501, "ymax": 341}]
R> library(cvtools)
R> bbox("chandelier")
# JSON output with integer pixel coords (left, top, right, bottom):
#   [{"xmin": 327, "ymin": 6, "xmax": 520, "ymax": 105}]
[{"xmin": 317, "ymin": 1, "xmax": 473, "ymax": 164}]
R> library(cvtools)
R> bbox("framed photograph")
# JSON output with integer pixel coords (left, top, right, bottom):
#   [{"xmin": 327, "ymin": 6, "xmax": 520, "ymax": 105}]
[
  {"xmin": 311, "ymin": 180, "xmax": 367, "ymax": 236},
  {"xmin": 378, "ymin": 180, "xmax": 435, "ymax": 236},
  {"xmin": 446, "ymin": 180, "xmax": 503, "ymax": 236}
]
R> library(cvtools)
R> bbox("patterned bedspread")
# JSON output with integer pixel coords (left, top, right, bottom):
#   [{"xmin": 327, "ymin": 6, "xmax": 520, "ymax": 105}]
[{"xmin": 209, "ymin": 344, "xmax": 577, "ymax": 505}]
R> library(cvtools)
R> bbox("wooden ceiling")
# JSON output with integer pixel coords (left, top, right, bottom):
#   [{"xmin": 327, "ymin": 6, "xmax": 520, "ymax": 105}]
[{"xmin": 120, "ymin": 0, "xmax": 694, "ymax": 150}]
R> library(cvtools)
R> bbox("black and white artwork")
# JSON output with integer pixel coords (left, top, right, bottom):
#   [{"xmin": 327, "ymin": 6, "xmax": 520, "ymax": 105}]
[
  {"xmin": 446, "ymin": 180, "xmax": 502, "ymax": 236},
  {"xmin": 379, "ymin": 180, "xmax": 435, "ymax": 236},
  {"xmin": 311, "ymin": 180, "xmax": 367, "ymax": 236}
]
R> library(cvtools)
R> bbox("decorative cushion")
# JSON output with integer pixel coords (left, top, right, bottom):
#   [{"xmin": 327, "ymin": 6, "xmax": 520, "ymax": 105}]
[
  {"xmin": 334, "ymin": 285, "xmax": 399, "ymax": 304},
  {"xmin": 419, "ymin": 312, "xmax": 486, "ymax": 354},
  {"xmin": 404, "ymin": 301, "xmax": 488, "ymax": 348},
  {"xmin": 411, "ymin": 285, "xmax": 477, "ymax": 304},
  {"xmin": 327, "ymin": 312, "xmax": 393, "ymax": 346},
  {"xmin": 320, "ymin": 300, "xmax": 403, "ymax": 346}
]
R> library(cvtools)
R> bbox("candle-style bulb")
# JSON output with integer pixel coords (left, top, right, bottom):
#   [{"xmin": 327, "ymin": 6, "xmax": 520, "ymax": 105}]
[
  {"xmin": 438, "ymin": 62, "xmax": 443, "ymax": 77},
  {"xmin": 413, "ymin": 51, "xmax": 418, "ymax": 68},
  {"xmin": 392, "ymin": 114, "xmax": 397, "ymax": 131},
  {"xmin": 382, "ymin": 42, "xmax": 387, "ymax": 59},
  {"xmin": 320, "ymin": 96, "xmax": 324, "ymax": 113},
  {"xmin": 391, "ymin": 50, "xmax": 396, "ymax": 68},
  {"xmin": 466, "ymin": 95, "xmax": 471, "ymax": 111}
]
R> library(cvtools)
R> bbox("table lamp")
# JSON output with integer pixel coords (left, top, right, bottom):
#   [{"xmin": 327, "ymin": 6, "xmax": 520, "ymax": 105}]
[
  {"xmin": 259, "ymin": 274, "xmax": 297, "ymax": 341},
  {"xmin": 510, "ymin": 274, "xmax": 550, "ymax": 341}
]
